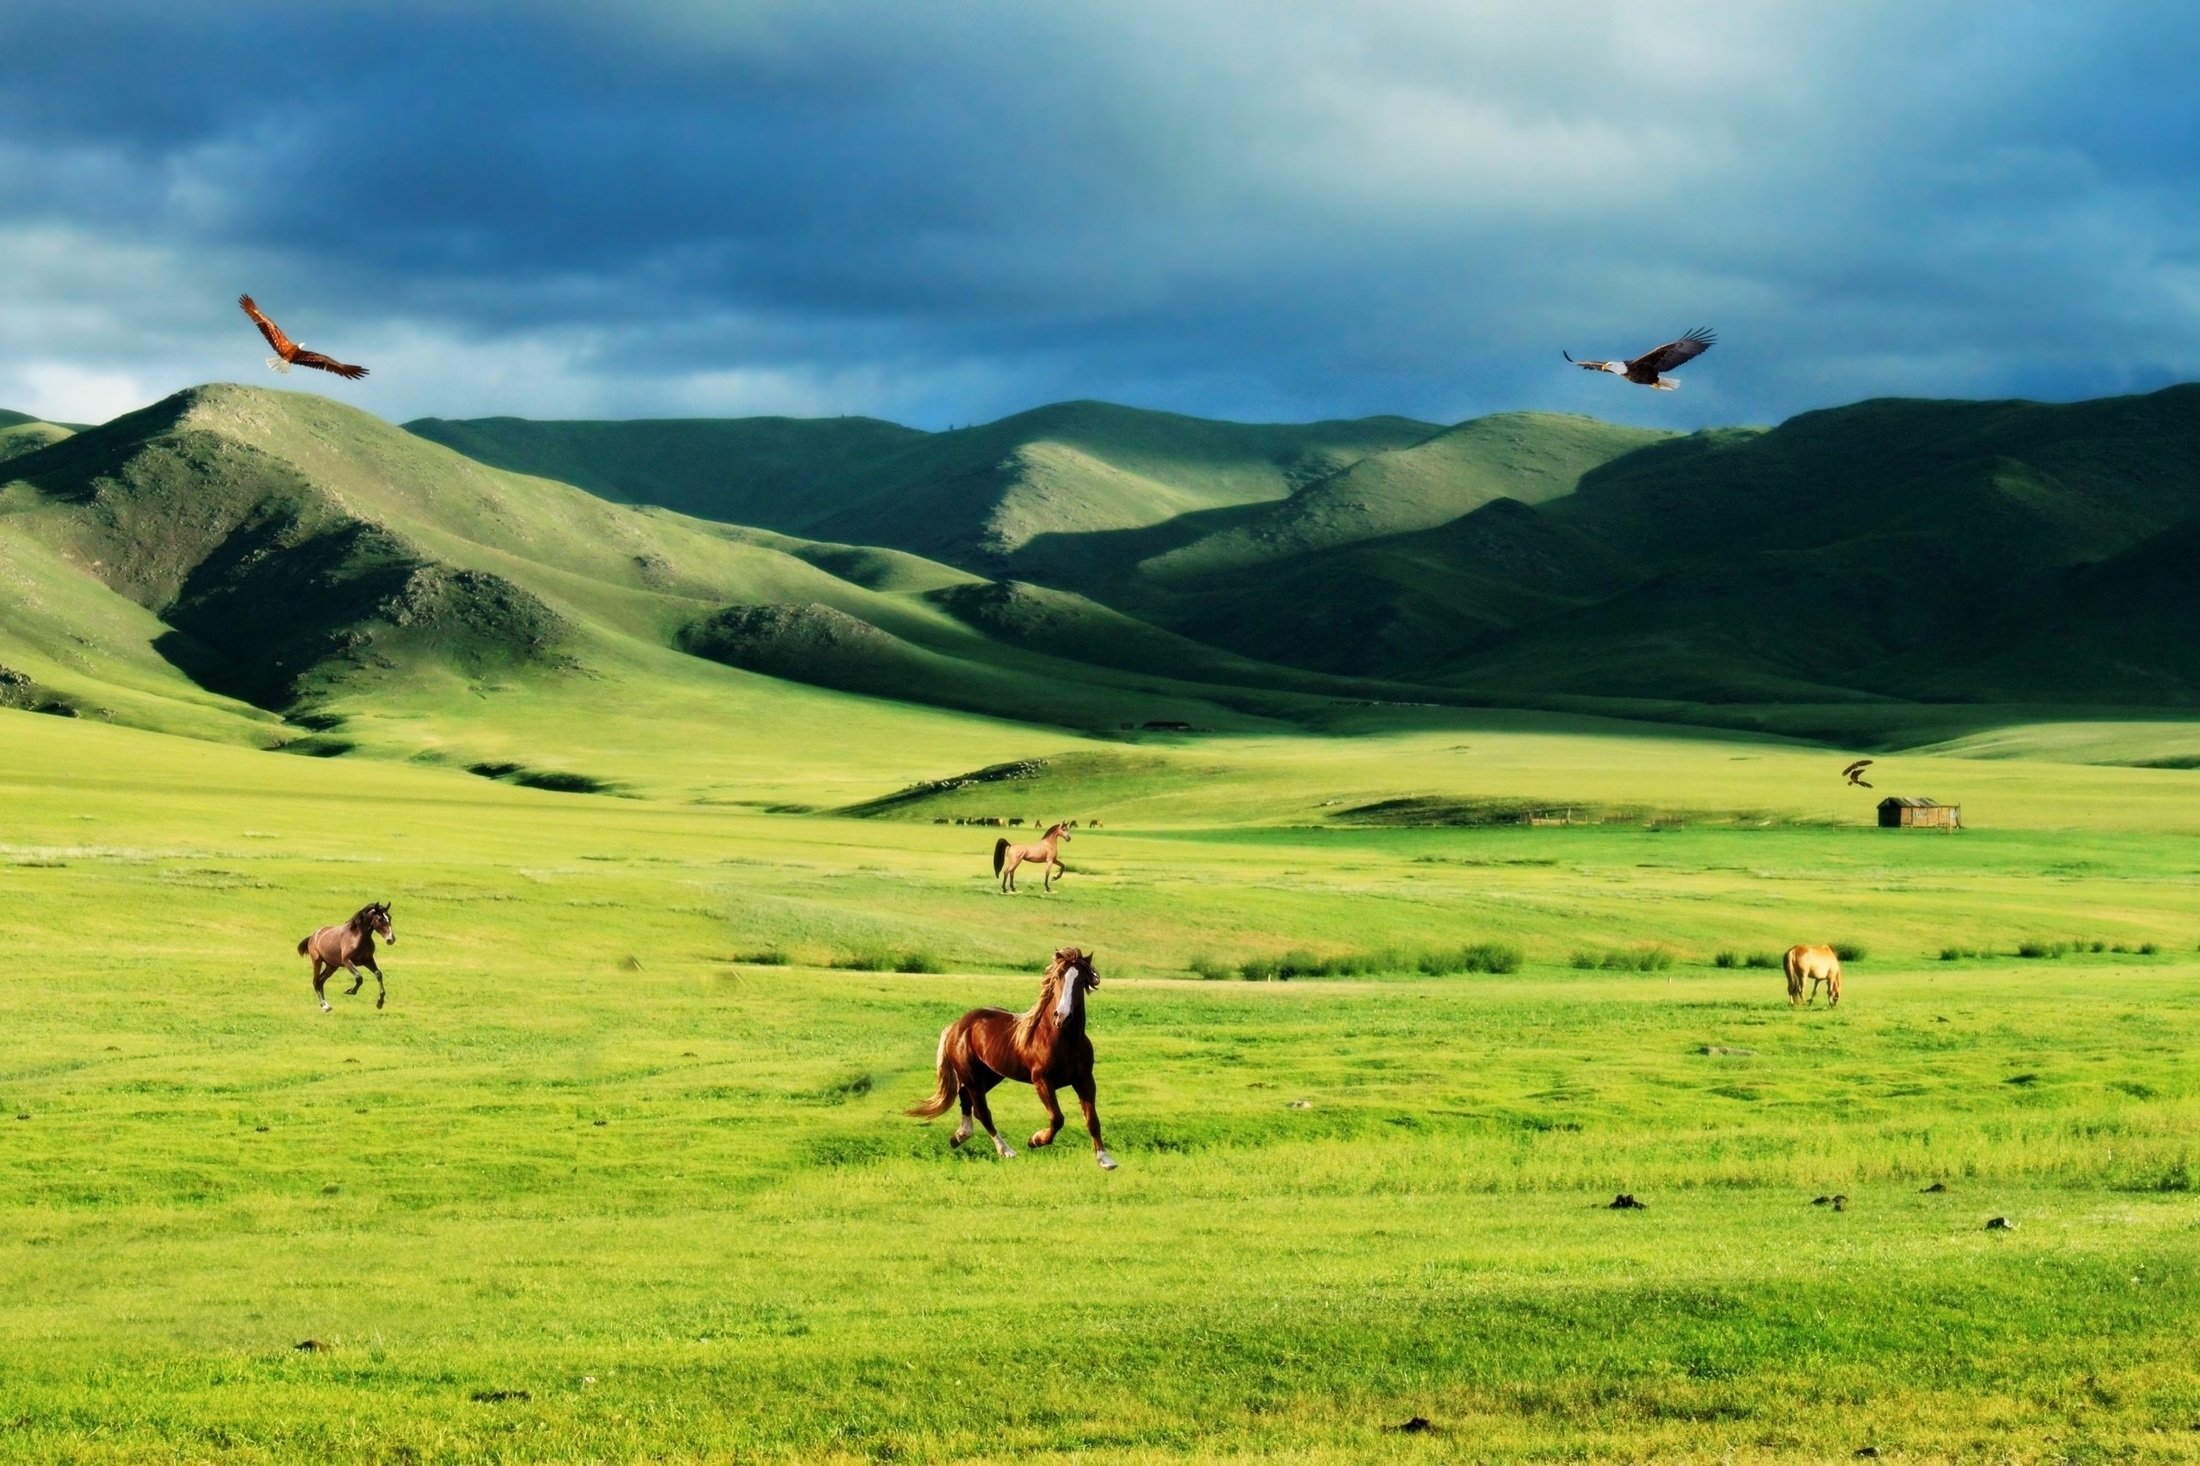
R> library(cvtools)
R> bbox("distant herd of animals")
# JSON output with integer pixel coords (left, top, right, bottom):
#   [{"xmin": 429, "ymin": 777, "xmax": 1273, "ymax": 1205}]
[
  {"xmin": 295, "ymin": 848, "xmax": 1850, "ymax": 1178},
  {"xmin": 250, "ymin": 296, "xmax": 1881, "ymax": 1168}
]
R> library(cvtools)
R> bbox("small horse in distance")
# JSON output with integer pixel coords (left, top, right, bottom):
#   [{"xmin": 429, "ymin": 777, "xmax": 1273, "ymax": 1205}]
[
  {"xmin": 1784, "ymin": 943, "xmax": 1842, "ymax": 1007},
  {"xmin": 299, "ymin": 902, "xmax": 396, "ymax": 1011},
  {"xmin": 993, "ymin": 821, "xmax": 1070, "ymax": 894},
  {"xmin": 907, "ymin": 945, "xmax": 1116, "ymax": 1169}
]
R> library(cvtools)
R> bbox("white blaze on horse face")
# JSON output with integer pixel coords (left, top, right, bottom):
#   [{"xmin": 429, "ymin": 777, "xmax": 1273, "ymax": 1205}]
[{"xmin": 1055, "ymin": 965, "xmax": 1081, "ymax": 1019}]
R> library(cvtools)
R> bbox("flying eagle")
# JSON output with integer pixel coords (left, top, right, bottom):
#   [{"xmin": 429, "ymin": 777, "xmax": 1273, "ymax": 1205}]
[
  {"xmin": 1842, "ymin": 759, "xmax": 1874, "ymax": 788},
  {"xmin": 1564, "ymin": 327, "xmax": 1714, "ymax": 390},
  {"xmin": 238, "ymin": 295, "xmax": 369, "ymax": 380}
]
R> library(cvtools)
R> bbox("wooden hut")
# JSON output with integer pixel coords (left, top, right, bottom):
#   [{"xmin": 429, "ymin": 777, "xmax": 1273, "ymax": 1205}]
[{"xmin": 1878, "ymin": 796, "xmax": 1961, "ymax": 829}]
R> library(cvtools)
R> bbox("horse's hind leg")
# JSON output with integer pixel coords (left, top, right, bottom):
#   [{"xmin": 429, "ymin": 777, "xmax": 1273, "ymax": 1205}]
[
  {"xmin": 312, "ymin": 960, "xmax": 333, "ymax": 1013},
  {"xmin": 969, "ymin": 1076, "xmax": 1014, "ymax": 1159},
  {"xmin": 1029, "ymin": 1077, "xmax": 1065, "ymax": 1149},
  {"xmin": 951, "ymin": 1083, "xmax": 975, "ymax": 1148},
  {"xmin": 1072, "ymin": 1076, "xmax": 1116, "ymax": 1170}
]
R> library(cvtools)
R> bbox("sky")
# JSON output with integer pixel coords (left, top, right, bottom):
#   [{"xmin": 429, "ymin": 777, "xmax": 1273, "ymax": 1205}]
[{"xmin": 3, "ymin": 1, "xmax": 2197, "ymax": 431}]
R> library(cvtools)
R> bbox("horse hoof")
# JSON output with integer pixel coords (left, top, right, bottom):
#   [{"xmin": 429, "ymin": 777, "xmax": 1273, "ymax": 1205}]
[
  {"xmin": 319, "ymin": 1003, "xmax": 332, "ymax": 1013},
  {"xmin": 1096, "ymin": 1151, "xmax": 1118, "ymax": 1170},
  {"xmin": 375, "ymin": 999, "xmax": 385, "ymax": 1010},
  {"xmin": 997, "ymin": 1145, "xmax": 1017, "ymax": 1160}
]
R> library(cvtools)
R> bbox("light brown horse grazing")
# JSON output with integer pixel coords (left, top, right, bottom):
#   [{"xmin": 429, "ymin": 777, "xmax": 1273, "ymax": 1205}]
[
  {"xmin": 993, "ymin": 822, "xmax": 1070, "ymax": 893},
  {"xmin": 1784, "ymin": 944, "xmax": 1842, "ymax": 1007},
  {"xmin": 299, "ymin": 902, "xmax": 396, "ymax": 1012},
  {"xmin": 907, "ymin": 946, "xmax": 1116, "ymax": 1169}
]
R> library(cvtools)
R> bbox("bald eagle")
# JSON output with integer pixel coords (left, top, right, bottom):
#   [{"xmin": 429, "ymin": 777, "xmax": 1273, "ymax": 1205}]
[
  {"xmin": 238, "ymin": 295, "xmax": 369, "ymax": 381},
  {"xmin": 1842, "ymin": 759, "xmax": 1874, "ymax": 788},
  {"xmin": 1564, "ymin": 327, "xmax": 1714, "ymax": 389}
]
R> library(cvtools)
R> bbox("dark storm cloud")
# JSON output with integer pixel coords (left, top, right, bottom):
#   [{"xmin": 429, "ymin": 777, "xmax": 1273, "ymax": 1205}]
[{"xmin": 3, "ymin": 1, "xmax": 2197, "ymax": 427}]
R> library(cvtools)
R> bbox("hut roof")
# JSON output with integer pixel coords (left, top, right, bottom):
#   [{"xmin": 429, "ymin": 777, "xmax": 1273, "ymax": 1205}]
[{"xmin": 1878, "ymin": 796, "xmax": 1947, "ymax": 808}]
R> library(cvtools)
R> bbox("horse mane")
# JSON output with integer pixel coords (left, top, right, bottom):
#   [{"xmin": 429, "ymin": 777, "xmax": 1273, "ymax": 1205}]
[{"xmin": 1011, "ymin": 948, "xmax": 1080, "ymax": 1047}]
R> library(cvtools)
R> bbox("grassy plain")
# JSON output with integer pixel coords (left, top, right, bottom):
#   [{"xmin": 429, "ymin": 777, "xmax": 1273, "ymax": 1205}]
[{"xmin": 2, "ymin": 706, "xmax": 2197, "ymax": 1462}]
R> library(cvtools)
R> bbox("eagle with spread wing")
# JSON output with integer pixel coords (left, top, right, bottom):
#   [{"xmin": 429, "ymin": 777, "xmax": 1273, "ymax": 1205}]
[
  {"xmin": 1564, "ymin": 327, "xmax": 1714, "ymax": 389},
  {"xmin": 1842, "ymin": 759, "xmax": 1875, "ymax": 788},
  {"xmin": 238, "ymin": 295, "xmax": 369, "ymax": 380}
]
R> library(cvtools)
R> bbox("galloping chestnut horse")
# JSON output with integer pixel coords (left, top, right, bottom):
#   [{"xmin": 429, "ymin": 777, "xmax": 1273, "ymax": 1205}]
[
  {"xmin": 993, "ymin": 822, "xmax": 1069, "ymax": 893},
  {"xmin": 907, "ymin": 946, "xmax": 1116, "ymax": 1169},
  {"xmin": 298, "ymin": 902, "xmax": 396, "ymax": 1012},
  {"xmin": 1784, "ymin": 943, "xmax": 1842, "ymax": 1007}
]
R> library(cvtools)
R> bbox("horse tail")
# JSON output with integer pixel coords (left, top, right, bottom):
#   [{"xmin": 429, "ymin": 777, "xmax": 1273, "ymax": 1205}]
[
  {"xmin": 297, "ymin": 935, "xmax": 311, "ymax": 957},
  {"xmin": 993, "ymin": 838, "xmax": 1009, "ymax": 876},
  {"xmin": 906, "ymin": 1024, "xmax": 962, "ymax": 1119}
]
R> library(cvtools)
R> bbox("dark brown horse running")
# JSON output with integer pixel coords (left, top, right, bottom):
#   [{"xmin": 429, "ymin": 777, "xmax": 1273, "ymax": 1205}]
[
  {"xmin": 993, "ymin": 822, "xmax": 1070, "ymax": 893},
  {"xmin": 907, "ymin": 946, "xmax": 1116, "ymax": 1169},
  {"xmin": 298, "ymin": 902, "xmax": 395, "ymax": 1012}
]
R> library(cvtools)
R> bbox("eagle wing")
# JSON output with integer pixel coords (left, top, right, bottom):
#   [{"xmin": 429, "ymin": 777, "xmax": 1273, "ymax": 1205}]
[
  {"xmin": 1842, "ymin": 759, "xmax": 1873, "ymax": 778},
  {"xmin": 1629, "ymin": 327, "xmax": 1715, "ymax": 375},
  {"xmin": 238, "ymin": 295, "xmax": 294, "ymax": 357},
  {"xmin": 289, "ymin": 349, "xmax": 369, "ymax": 381}
]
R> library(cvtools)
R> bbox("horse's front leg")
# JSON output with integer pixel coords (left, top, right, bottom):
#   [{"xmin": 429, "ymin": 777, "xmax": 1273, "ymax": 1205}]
[
  {"xmin": 344, "ymin": 961, "xmax": 366, "ymax": 996},
  {"xmin": 1073, "ymin": 1076, "xmax": 1116, "ymax": 1170},
  {"xmin": 365, "ymin": 958, "xmax": 386, "ymax": 1010},
  {"xmin": 1029, "ymin": 1077, "xmax": 1065, "ymax": 1149}
]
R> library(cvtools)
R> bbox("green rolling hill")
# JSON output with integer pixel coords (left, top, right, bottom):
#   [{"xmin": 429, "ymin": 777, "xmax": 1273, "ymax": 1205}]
[
  {"xmin": 0, "ymin": 409, "xmax": 74, "ymax": 465},
  {"xmin": 409, "ymin": 385, "xmax": 2200, "ymax": 708},
  {"xmin": 409, "ymin": 400, "xmax": 1438, "ymax": 578},
  {"xmin": 1440, "ymin": 387, "xmax": 2200, "ymax": 704},
  {"xmin": 1131, "ymin": 411, "xmax": 1664, "ymax": 583},
  {"xmin": 5, "ymin": 379, "xmax": 2194, "ymax": 791},
  {"xmin": 0, "ymin": 386, "xmax": 1438, "ymax": 781}
]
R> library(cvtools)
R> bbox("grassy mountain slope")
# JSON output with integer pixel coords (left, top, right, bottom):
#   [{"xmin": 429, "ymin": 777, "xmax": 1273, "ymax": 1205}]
[
  {"xmin": 1136, "ymin": 412, "xmax": 1665, "ymax": 582},
  {"xmin": 0, "ymin": 511, "xmax": 277, "ymax": 739},
  {"xmin": 1867, "ymin": 515, "xmax": 2200, "ymax": 704},
  {"xmin": 1156, "ymin": 496, "xmax": 1640, "ymax": 678},
  {"xmin": 2, "ymin": 386, "xmax": 1431, "ymax": 783},
  {"xmin": 411, "ymin": 399, "xmax": 1438, "ymax": 575},
  {"xmin": 409, "ymin": 385, "xmax": 2200, "ymax": 709},
  {"xmin": 0, "ymin": 413, "xmax": 73, "ymax": 464},
  {"xmin": 402, "ymin": 413, "xmax": 926, "ymax": 528},
  {"xmin": 1441, "ymin": 386, "xmax": 2200, "ymax": 703}
]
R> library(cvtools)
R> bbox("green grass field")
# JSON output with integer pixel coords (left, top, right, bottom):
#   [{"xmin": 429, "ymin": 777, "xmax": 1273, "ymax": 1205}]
[{"xmin": 3, "ymin": 704, "xmax": 2197, "ymax": 1462}]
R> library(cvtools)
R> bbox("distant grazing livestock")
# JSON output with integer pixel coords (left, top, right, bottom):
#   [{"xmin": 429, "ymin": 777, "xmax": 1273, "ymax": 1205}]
[
  {"xmin": 907, "ymin": 946, "xmax": 1115, "ymax": 1169},
  {"xmin": 993, "ymin": 822, "xmax": 1070, "ymax": 894},
  {"xmin": 299, "ymin": 902, "xmax": 396, "ymax": 1011},
  {"xmin": 1784, "ymin": 944, "xmax": 1842, "ymax": 1007}
]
